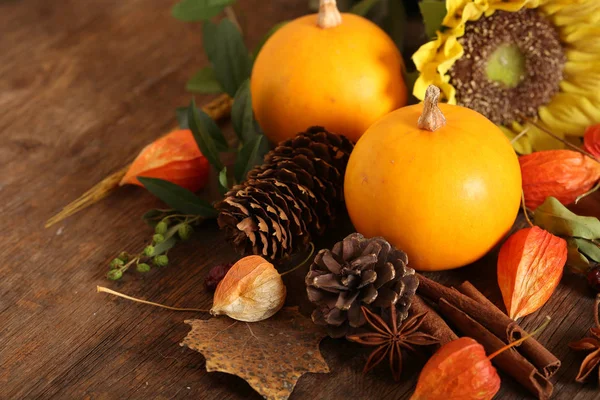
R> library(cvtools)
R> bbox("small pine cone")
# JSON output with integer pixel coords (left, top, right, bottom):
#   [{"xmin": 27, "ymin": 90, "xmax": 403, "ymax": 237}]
[
  {"xmin": 306, "ymin": 233, "xmax": 418, "ymax": 338},
  {"xmin": 216, "ymin": 127, "xmax": 353, "ymax": 261}
]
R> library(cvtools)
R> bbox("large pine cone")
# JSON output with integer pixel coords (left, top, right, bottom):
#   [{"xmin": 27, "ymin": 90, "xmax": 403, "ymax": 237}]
[
  {"xmin": 306, "ymin": 233, "xmax": 419, "ymax": 338},
  {"xmin": 216, "ymin": 127, "xmax": 354, "ymax": 261}
]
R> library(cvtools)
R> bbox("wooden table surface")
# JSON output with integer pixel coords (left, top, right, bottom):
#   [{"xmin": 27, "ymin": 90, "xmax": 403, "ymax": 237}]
[{"xmin": 2, "ymin": 1, "xmax": 600, "ymax": 399}]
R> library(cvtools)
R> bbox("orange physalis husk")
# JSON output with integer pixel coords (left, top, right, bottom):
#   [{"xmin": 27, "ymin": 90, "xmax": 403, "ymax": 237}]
[
  {"xmin": 519, "ymin": 150, "xmax": 600, "ymax": 209},
  {"xmin": 120, "ymin": 129, "xmax": 210, "ymax": 192},
  {"xmin": 584, "ymin": 124, "xmax": 600, "ymax": 159},
  {"xmin": 497, "ymin": 226, "xmax": 567, "ymax": 320},
  {"xmin": 410, "ymin": 337, "xmax": 500, "ymax": 400}
]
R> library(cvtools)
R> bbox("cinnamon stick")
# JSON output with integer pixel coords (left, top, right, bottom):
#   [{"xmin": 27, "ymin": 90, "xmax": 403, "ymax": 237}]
[
  {"xmin": 456, "ymin": 281, "xmax": 561, "ymax": 378},
  {"xmin": 417, "ymin": 274, "xmax": 523, "ymax": 341},
  {"xmin": 409, "ymin": 295, "xmax": 457, "ymax": 348},
  {"xmin": 438, "ymin": 299, "xmax": 553, "ymax": 400}
]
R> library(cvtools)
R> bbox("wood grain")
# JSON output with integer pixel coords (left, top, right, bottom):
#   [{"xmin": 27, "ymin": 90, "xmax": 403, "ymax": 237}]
[{"xmin": 1, "ymin": 1, "xmax": 599, "ymax": 399}]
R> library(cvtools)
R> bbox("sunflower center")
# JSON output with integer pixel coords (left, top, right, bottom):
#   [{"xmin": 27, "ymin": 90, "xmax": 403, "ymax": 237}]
[
  {"xmin": 485, "ymin": 44, "xmax": 525, "ymax": 88},
  {"xmin": 449, "ymin": 9, "xmax": 566, "ymax": 125}
]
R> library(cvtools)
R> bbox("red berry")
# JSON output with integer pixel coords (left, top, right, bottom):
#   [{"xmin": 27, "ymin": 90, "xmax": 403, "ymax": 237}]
[
  {"xmin": 587, "ymin": 266, "xmax": 600, "ymax": 292},
  {"xmin": 204, "ymin": 262, "xmax": 234, "ymax": 291}
]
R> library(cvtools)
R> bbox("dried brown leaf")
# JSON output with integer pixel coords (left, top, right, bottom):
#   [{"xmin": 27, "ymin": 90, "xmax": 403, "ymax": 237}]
[{"xmin": 181, "ymin": 307, "xmax": 329, "ymax": 400}]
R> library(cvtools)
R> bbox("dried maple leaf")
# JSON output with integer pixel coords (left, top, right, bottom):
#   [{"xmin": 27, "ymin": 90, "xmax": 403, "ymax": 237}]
[{"xmin": 181, "ymin": 307, "xmax": 329, "ymax": 400}]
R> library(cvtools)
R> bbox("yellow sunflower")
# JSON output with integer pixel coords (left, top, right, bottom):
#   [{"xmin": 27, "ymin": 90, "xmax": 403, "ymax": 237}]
[{"xmin": 412, "ymin": 0, "xmax": 600, "ymax": 153}]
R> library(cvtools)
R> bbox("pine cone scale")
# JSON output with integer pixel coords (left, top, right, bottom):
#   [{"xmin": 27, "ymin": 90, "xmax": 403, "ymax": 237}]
[
  {"xmin": 217, "ymin": 127, "xmax": 353, "ymax": 261},
  {"xmin": 306, "ymin": 233, "xmax": 419, "ymax": 338}
]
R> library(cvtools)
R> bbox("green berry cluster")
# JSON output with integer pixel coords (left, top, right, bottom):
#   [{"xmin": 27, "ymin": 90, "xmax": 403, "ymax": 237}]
[{"xmin": 106, "ymin": 209, "xmax": 199, "ymax": 280}]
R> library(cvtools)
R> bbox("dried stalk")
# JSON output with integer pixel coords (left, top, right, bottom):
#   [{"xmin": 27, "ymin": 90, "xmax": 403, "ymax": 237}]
[
  {"xmin": 45, "ymin": 93, "xmax": 233, "ymax": 228},
  {"xmin": 526, "ymin": 119, "xmax": 600, "ymax": 164}
]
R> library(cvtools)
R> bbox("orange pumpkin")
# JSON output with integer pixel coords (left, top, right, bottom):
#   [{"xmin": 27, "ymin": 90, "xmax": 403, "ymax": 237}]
[
  {"xmin": 251, "ymin": 0, "xmax": 407, "ymax": 144},
  {"xmin": 344, "ymin": 86, "xmax": 522, "ymax": 271}
]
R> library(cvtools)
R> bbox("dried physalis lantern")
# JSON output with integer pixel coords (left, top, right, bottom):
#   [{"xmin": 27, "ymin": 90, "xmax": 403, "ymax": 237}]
[
  {"xmin": 411, "ymin": 337, "xmax": 500, "ymax": 400},
  {"xmin": 411, "ymin": 318, "xmax": 550, "ymax": 400},
  {"xmin": 584, "ymin": 124, "xmax": 600, "ymax": 159},
  {"xmin": 120, "ymin": 129, "xmax": 210, "ymax": 192},
  {"xmin": 211, "ymin": 255, "xmax": 286, "ymax": 322},
  {"xmin": 497, "ymin": 226, "xmax": 567, "ymax": 320},
  {"xmin": 520, "ymin": 150, "xmax": 600, "ymax": 209}
]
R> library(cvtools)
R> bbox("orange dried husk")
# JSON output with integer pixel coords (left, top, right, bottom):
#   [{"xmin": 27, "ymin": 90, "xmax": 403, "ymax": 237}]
[
  {"xmin": 497, "ymin": 227, "xmax": 567, "ymax": 320},
  {"xmin": 584, "ymin": 124, "xmax": 600, "ymax": 159},
  {"xmin": 211, "ymin": 255, "xmax": 286, "ymax": 322},
  {"xmin": 410, "ymin": 337, "xmax": 500, "ymax": 400},
  {"xmin": 120, "ymin": 129, "xmax": 210, "ymax": 192},
  {"xmin": 520, "ymin": 150, "xmax": 600, "ymax": 209}
]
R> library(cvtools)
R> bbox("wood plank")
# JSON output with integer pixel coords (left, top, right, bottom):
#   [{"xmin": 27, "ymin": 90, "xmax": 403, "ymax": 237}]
[{"xmin": 1, "ymin": 0, "xmax": 599, "ymax": 399}]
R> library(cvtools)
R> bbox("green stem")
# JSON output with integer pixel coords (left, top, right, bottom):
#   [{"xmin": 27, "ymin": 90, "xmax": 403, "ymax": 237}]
[{"xmin": 280, "ymin": 243, "xmax": 315, "ymax": 276}]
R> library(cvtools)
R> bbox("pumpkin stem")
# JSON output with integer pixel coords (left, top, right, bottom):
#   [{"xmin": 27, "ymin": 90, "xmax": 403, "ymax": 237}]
[
  {"xmin": 418, "ymin": 85, "xmax": 446, "ymax": 132},
  {"xmin": 317, "ymin": 0, "xmax": 342, "ymax": 29}
]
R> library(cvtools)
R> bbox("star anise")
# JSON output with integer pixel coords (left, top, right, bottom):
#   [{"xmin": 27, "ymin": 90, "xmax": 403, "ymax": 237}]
[
  {"xmin": 569, "ymin": 294, "xmax": 600, "ymax": 383},
  {"xmin": 347, "ymin": 302, "xmax": 439, "ymax": 381}
]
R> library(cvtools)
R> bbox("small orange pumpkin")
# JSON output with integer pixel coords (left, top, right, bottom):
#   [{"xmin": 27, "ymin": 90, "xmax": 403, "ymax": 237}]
[
  {"xmin": 344, "ymin": 86, "xmax": 522, "ymax": 271},
  {"xmin": 251, "ymin": 0, "xmax": 407, "ymax": 144}
]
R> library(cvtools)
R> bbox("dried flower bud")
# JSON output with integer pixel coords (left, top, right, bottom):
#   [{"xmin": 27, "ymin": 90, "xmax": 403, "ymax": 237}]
[
  {"xmin": 153, "ymin": 255, "xmax": 169, "ymax": 267},
  {"xmin": 584, "ymin": 124, "xmax": 600, "ymax": 159},
  {"xmin": 152, "ymin": 234, "xmax": 165, "ymax": 244},
  {"xmin": 497, "ymin": 226, "xmax": 567, "ymax": 320},
  {"xmin": 211, "ymin": 255, "xmax": 286, "ymax": 322},
  {"xmin": 109, "ymin": 258, "xmax": 124, "ymax": 269},
  {"xmin": 137, "ymin": 263, "xmax": 151, "ymax": 273},
  {"xmin": 204, "ymin": 262, "xmax": 233, "ymax": 292},
  {"xmin": 178, "ymin": 223, "xmax": 193, "ymax": 241},
  {"xmin": 143, "ymin": 246, "xmax": 155, "ymax": 257},
  {"xmin": 520, "ymin": 150, "xmax": 600, "ymax": 209},
  {"xmin": 107, "ymin": 269, "xmax": 123, "ymax": 281},
  {"xmin": 155, "ymin": 221, "xmax": 168, "ymax": 235}
]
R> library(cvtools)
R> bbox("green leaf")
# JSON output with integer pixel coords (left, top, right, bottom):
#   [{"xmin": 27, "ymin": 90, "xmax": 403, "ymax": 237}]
[
  {"xmin": 188, "ymin": 99, "xmax": 224, "ymax": 171},
  {"xmin": 138, "ymin": 177, "xmax": 218, "ymax": 218},
  {"xmin": 419, "ymin": 0, "xmax": 446, "ymax": 38},
  {"xmin": 534, "ymin": 197, "xmax": 600, "ymax": 240},
  {"xmin": 253, "ymin": 21, "xmax": 288, "ymax": 58},
  {"xmin": 152, "ymin": 236, "xmax": 177, "ymax": 255},
  {"xmin": 171, "ymin": 0, "xmax": 235, "ymax": 22},
  {"xmin": 575, "ymin": 238, "xmax": 600, "ymax": 262},
  {"xmin": 218, "ymin": 167, "xmax": 229, "ymax": 195},
  {"xmin": 234, "ymin": 135, "xmax": 266, "ymax": 183},
  {"xmin": 350, "ymin": 0, "xmax": 381, "ymax": 16},
  {"xmin": 175, "ymin": 106, "xmax": 228, "ymax": 151},
  {"xmin": 203, "ymin": 19, "xmax": 252, "ymax": 97},
  {"xmin": 566, "ymin": 239, "xmax": 591, "ymax": 274},
  {"xmin": 186, "ymin": 67, "xmax": 223, "ymax": 94},
  {"xmin": 231, "ymin": 80, "xmax": 257, "ymax": 144}
]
